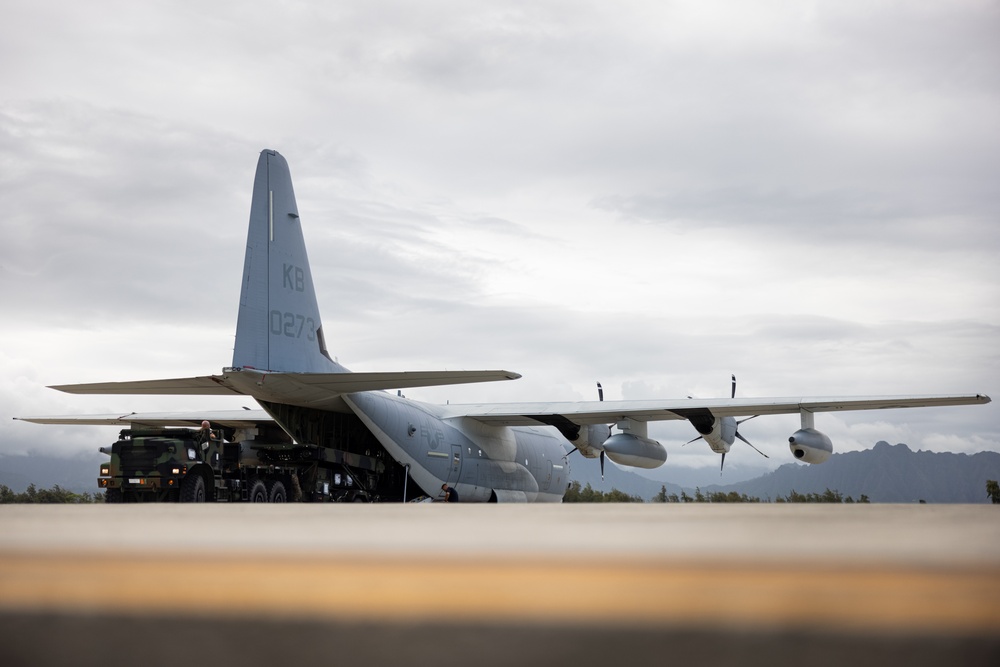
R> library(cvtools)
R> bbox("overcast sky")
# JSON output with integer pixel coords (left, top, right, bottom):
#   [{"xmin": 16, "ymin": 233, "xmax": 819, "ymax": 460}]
[{"xmin": 2, "ymin": 0, "xmax": 998, "ymax": 476}]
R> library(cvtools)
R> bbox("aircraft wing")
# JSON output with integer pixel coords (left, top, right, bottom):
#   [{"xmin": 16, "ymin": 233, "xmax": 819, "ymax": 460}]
[
  {"xmin": 442, "ymin": 394, "xmax": 992, "ymax": 426},
  {"xmin": 15, "ymin": 409, "xmax": 275, "ymax": 428}
]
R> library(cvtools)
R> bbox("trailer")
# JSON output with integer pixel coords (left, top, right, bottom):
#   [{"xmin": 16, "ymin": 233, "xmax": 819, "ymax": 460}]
[{"xmin": 98, "ymin": 413, "xmax": 414, "ymax": 503}]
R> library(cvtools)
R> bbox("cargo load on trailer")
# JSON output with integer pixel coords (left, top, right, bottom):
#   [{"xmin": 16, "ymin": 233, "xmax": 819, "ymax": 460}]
[{"xmin": 98, "ymin": 413, "xmax": 414, "ymax": 503}]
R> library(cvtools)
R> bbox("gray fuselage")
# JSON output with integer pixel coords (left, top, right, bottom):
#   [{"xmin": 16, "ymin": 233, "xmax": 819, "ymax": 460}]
[{"xmin": 345, "ymin": 391, "xmax": 570, "ymax": 502}]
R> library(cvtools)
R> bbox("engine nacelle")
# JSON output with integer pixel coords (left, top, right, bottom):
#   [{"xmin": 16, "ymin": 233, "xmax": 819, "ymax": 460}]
[
  {"xmin": 699, "ymin": 416, "xmax": 737, "ymax": 454},
  {"xmin": 573, "ymin": 424, "xmax": 613, "ymax": 459},
  {"xmin": 788, "ymin": 428, "xmax": 833, "ymax": 464},
  {"xmin": 603, "ymin": 433, "xmax": 667, "ymax": 469}
]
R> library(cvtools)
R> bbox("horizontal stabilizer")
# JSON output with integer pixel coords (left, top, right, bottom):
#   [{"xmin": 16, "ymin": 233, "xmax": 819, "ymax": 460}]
[
  {"xmin": 15, "ymin": 409, "xmax": 274, "ymax": 428},
  {"xmin": 246, "ymin": 369, "xmax": 522, "ymax": 392},
  {"xmin": 50, "ymin": 376, "xmax": 240, "ymax": 395},
  {"xmin": 49, "ymin": 369, "xmax": 522, "ymax": 403}
]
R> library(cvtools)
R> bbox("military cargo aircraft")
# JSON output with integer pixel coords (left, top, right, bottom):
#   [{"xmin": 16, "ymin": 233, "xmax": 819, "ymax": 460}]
[{"xmin": 18, "ymin": 150, "xmax": 991, "ymax": 501}]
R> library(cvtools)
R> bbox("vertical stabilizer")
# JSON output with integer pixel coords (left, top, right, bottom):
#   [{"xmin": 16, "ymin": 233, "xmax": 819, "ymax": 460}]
[{"xmin": 233, "ymin": 150, "xmax": 347, "ymax": 373}]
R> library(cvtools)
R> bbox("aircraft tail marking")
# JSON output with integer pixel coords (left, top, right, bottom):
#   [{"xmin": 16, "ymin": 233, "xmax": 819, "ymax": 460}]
[{"xmin": 233, "ymin": 150, "xmax": 347, "ymax": 374}]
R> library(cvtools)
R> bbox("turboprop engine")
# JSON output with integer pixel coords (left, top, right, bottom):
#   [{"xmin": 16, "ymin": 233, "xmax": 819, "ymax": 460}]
[
  {"xmin": 683, "ymin": 376, "xmax": 767, "ymax": 471},
  {"xmin": 572, "ymin": 423, "xmax": 615, "ymax": 459},
  {"xmin": 565, "ymin": 424, "xmax": 667, "ymax": 468},
  {"xmin": 567, "ymin": 383, "xmax": 667, "ymax": 476}
]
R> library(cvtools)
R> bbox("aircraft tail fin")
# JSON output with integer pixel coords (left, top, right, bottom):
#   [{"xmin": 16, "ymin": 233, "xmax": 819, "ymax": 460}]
[{"xmin": 233, "ymin": 150, "xmax": 347, "ymax": 374}]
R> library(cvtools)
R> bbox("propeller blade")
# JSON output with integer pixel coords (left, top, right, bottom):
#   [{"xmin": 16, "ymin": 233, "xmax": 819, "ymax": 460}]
[
  {"xmin": 735, "ymin": 432, "xmax": 769, "ymax": 458},
  {"xmin": 720, "ymin": 451, "xmax": 726, "ymax": 474},
  {"xmin": 684, "ymin": 435, "xmax": 703, "ymax": 446},
  {"xmin": 731, "ymin": 374, "xmax": 737, "ymax": 399},
  {"xmin": 595, "ymin": 382, "xmax": 614, "ymax": 479}
]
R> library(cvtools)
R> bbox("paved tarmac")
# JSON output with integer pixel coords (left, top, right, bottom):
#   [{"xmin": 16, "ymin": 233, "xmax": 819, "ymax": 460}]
[{"xmin": 1, "ymin": 503, "xmax": 998, "ymax": 666}]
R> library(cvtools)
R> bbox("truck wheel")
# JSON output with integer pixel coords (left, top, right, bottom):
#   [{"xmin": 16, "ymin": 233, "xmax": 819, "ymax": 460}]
[
  {"xmin": 247, "ymin": 478, "xmax": 268, "ymax": 503},
  {"xmin": 267, "ymin": 479, "xmax": 287, "ymax": 503},
  {"xmin": 105, "ymin": 488, "xmax": 123, "ymax": 504},
  {"xmin": 180, "ymin": 474, "xmax": 207, "ymax": 503}
]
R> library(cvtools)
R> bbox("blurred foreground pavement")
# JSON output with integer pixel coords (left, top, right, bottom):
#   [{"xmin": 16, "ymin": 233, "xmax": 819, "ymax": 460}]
[{"xmin": 1, "ymin": 504, "xmax": 998, "ymax": 666}]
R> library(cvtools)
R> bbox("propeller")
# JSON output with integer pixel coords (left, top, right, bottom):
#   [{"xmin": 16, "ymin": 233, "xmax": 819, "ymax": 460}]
[
  {"xmin": 719, "ymin": 419, "xmax": 769, "ymax": 472},
  {"xmin": 686, "ymin": 375, "xmax": 769, "ymax": 473},
  {"xmin": 734, "ymin": 416, "xmax": 766, "ymax": 456},
  {"xmin": 563, "ymin": 382, "xmax": 611, "ymax": 480},
  {"xmin": 731, "ymin": 376, "xmax": 765, "ymax": 449},
  {"xmin": 728, "ymin": 375, "xmax": 766, "ymax": 472},
  {"xmin": 597, "ymin": 382, "xmax": 607, "ymax": 479},
  {"xmin": 725, "ymin": 376, "xmax": 766, "ymax": 473}
]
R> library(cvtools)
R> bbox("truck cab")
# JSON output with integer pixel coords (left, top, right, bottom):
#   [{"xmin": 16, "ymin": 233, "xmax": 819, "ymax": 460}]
[{"xmin": 100, "ymin": 428, "xmax": 215, "ymax": 502}]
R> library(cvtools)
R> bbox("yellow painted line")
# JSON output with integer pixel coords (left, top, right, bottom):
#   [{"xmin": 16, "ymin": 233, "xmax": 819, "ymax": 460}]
[{"xmin": 2, "ymin": 551, "xmax": 999, "ymax": 634}]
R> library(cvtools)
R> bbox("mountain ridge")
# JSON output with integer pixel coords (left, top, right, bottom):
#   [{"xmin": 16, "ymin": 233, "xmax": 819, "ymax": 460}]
[{"xmin": 568, "ymin": 441, "xmax": 1000, "ymax": 503}]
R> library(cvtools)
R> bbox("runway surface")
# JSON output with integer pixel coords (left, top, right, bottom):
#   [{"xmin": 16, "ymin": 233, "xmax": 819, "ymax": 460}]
[{"xmin": 2, "ymin": 503, "xmax": 998, "ymax": 666}]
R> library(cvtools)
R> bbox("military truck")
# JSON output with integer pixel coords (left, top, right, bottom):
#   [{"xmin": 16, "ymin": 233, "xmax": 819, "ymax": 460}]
[{"xmin": 98, "ymin": 413, "xmax": 413, "ymax": 503}]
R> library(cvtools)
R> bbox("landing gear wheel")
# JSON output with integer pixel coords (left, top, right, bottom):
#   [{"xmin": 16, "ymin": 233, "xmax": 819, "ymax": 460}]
[
  {"xmin": 267, "ymin": 479, "xmax": 287, "ymax": 503},
  {"xmin": 180, "ymin": 474, "xmax": 207, "ymax": 503},
  {"xmin": 105, "ymin": 488, "xmax": 123, "ymax": 504},
  {"xmin": 247, "ymin": 478, "xmax": 268, "ymax": 503}
]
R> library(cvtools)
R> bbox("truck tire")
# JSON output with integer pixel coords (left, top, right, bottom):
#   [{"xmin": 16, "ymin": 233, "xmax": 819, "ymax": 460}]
[
  {"xmin": 180, "ymin": 474, "xmax": 207, "ymax": 503},
  {"xmin": 105, "ymin": 488, "xmax": 123, "ymax": 504},
  {"xmin": 267, "ymin": 479, "xmax": 287, "ymax": 503},
  {"xmin": 247, "ymin": 478, "xmax": 268, "ymax": 503}
]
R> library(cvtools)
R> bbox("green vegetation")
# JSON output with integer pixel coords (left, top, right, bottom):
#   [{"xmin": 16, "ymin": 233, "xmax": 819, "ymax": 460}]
[
  {"xmin": 649, "ymin": 484, "xmax": 759, "ymax": 503},
  {"xmin": 774, "ymin": 489, "xmax": 870, "ymax": 503},
  {"xmin": 0, "ymin": 479, "xmax": 883, "ymax": 504},
  {"xmin": 0, "ymin": 484, "xmax": 101, "ymax": 504},
  {"xmin": 987, "ymin": 480, "xmax": 1000, "ymax": 504},
  {"xmin": 563, "ymin": 481, "xmax": 644, "ymax": 502},
  {"xmin": 571, "ymin": 482, "xmax": 870, "ymax": 503}
]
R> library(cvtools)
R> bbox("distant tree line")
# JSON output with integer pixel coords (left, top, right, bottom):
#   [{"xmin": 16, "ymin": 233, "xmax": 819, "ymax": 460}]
[
  {"xmin": 563, "ymin": 482, "xmax": 872, "ymax": 503},
  {"xmin": 650, "ymin": 485, "xmax": 762, "ymax": 503},
  {"xmin": 6, "ymin": 479, "xmax": 996, "ymax": 504},
  {"xmin": 563, "ymin": 481, "xmax": 644, "ymax": 502},
  {"xmin": 588, "ymin": 479, "xmax": 1000, "ymax": 504},
  {"xmin": 648, "ymin": 484, "xmax": 870, "ymax": 503},
  {"xmin": 0, "ymin": 484, "xmax": 101, "ymax": 504}
]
